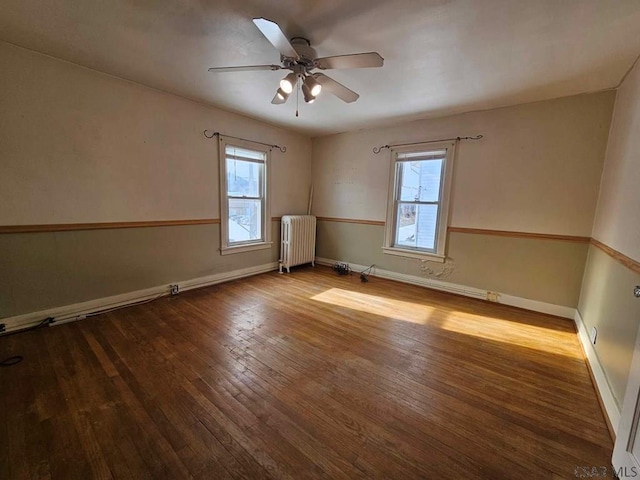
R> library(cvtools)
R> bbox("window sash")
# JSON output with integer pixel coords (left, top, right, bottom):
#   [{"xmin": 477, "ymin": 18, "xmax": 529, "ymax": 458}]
[
  {"xmin": 224, "ymin": 145, "xmax": 266, "ymax": 161},
  {"xmin": 396, "ymin": 151, "xmax": 446, "ymax": 162},
  {"xmin": 392, "ymin": 157, "xmax": 444, "ymax": 251},
  {"xmin": 220, "ymin": 139, "xmax": 271, "ymax": 253},
  {"xmin": 383, "ymin": 141, "xmax": 455, "ymax": 262},
  {"xmin": 227, "ymin": 197, "xmax": 263, "ymax": 245},
  {"xmin": 394, "ymin": 202, "xmax": 440, "ymax": 252},
  {"xmin": 226, "ymin": 157, "xmax": 265, "ymax": 245}
]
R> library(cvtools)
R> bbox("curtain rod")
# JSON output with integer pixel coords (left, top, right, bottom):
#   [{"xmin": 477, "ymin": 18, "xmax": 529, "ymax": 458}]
[
  {"xmin": 372, "ymin": 135, "xmax": 483, "ymax": 154},
  {"xmin": 203, "ymin": 130, "xmax": 287, "ymax": 153}
]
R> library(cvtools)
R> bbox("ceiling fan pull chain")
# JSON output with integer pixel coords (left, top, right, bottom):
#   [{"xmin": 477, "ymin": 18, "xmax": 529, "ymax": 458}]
[{"xmin": 296, "ymin": 77, "xmax": 300, "ymax": 117}]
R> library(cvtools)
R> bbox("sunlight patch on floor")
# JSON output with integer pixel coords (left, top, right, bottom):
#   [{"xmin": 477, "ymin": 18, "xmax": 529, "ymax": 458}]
[
  {"xmin": 311, "ymin": 288, "xmax": 435, "ymax": 324},
  {"xmin": 311, "ymin": 288, "xmax": 582, "ymax": 359},
  {"xmin": 438, "ymin": 312, "xmax": 582, "ymax": 359}
]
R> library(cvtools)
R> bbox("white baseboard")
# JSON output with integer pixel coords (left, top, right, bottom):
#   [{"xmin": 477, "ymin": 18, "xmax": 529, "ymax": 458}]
[
  {"xmin": 315, "ymin": 257, "xmax": 574, "ymax": 319},
  {"xmin": 574, "ymin": 310, "xmax": 621, "ymax": 435},
  {"xmin": 1, "ymin": 262, "xmax": 278, "ymax": 333},
  {"xmin": 499, "ymin": 293, "xmax": 575, "ymax": 319}
]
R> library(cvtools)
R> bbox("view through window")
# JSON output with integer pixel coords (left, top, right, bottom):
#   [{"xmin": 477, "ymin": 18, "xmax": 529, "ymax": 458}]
[
  {"xmin": 224, "ymin": 145, "xmax": 266, "ymax": 245},
  {"xmin": 394, "ymin": 153, "xmax": 444, "ymax": 251}
]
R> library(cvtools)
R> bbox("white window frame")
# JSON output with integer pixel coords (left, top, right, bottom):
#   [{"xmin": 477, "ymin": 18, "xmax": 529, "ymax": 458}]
[
  {"xmin": 219, "ymin": 138, "xmax": 272, "ymax": 255},
  {"xmin": 383, "ymin": 141, "xmax": 456, "ymax": 263}
]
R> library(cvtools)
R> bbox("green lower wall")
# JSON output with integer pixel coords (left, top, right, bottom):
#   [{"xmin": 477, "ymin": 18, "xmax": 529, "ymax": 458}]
[
  {"xmin": 578, "ymin": 245, "xmax": 640, "ymax": 407},
  {"xmin": 0, "ymin": 222, "xmax": 280, "ymax": 319},
  {"xmin": 317, "ymin": 220, "xmax": 589, "ymax": 307}
]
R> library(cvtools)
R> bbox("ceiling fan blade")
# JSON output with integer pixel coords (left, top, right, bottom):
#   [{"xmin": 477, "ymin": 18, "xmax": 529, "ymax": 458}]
[
  {"xmin": 315, "ymin": 52, "xmax": 384, "ymax": 70},
  {"xmin": 208, "ymin": 64, "xmax": 282, "ymax": 73},
  {"xmin": 252, "ymin": 18, "xmax": 299, "ymax": 59},
  {"xmin": 314, "ymin": 73, "xmax": 359, "ymax": 103}
]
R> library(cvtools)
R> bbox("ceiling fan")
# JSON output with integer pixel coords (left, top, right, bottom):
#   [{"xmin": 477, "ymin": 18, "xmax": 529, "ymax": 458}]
[{"xmin": 208, "ymin": 18, "xmax": 384, "ymax": 107}]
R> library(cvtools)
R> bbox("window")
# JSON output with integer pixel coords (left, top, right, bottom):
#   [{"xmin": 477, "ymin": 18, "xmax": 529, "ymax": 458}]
[
  {"xmin": 219, "ymin": 141, "xmax": 271, "ymax": 255},
  {"xmin": 383, "ymin": 141, "xmax": 456, "ymax": 262}
]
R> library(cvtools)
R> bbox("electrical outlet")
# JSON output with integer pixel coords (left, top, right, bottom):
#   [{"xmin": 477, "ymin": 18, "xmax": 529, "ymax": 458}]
[
  {"xmin": 486, "ymin": 291, "xmax": 499, "ymax": 302},
  {"xmin": 590, "ymin": 326, "xmax": 598, "ymax": 345},
  {"xmin": 170, "ymin": 284, "xmax": 179, "ymax": 295}
]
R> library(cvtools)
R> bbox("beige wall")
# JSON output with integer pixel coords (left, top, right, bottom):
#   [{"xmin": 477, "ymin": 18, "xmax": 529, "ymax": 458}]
[
  {"xmin": 579, "ymin": 59, "xmax": 640, "ymax": 408},
  {"xmin": 592, "ymin": 59, "xmax": 640, "ymax": 261},
  {"xmin": 317, "ymin": 221, "xmax": 589, "ymax": 307},
  {"xmin": 0, "ymin": 42, "xmax": 312, "ymax": 319},
  {"xmin": 313, "ymin": 92, "xmax": 614, "ymax": 235},
  {"xmin": 579, "ymin": 246, "xmax": 640, "ymax": 407},
  {"xmin": 312, "ymin": 92, "xmax": 615, "ymax": 307},
  {"xmin": 0, "ymin": 41, "xmax": 312, "ymax": 224},
  {"xmin": 0, "ymin": 223, "xmax": 280, "ymax": 318}
]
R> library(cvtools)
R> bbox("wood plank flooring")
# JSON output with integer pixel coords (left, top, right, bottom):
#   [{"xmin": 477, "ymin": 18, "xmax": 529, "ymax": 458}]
[{"xmin": 0, "ymin": 266, "xmax": 613, "ymax": 479}]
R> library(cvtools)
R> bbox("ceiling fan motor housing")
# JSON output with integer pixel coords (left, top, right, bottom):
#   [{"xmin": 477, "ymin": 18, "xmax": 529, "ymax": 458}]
[{"xmin": 287, "ymin": 37, "xmax": 317, "ymax": 69}]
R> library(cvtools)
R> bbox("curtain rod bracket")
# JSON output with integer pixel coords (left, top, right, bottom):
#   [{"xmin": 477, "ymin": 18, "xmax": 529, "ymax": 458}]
[
  {"xmin": 372, "ymin": 134, "xmax": 483, "ymax": 154},
  {"xmin": 203, "ymin": 130, "xmax": 287, "ymax": 153}
]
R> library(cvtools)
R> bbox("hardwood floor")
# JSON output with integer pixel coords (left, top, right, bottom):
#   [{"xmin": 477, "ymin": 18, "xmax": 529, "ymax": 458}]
[{"xmin": 1, "ymin": 266, "xmax": 612, "ymax": 479}]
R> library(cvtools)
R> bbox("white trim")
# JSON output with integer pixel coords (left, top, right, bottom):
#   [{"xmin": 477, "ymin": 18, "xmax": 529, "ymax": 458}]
[
  {"xmin": 220, "ymin": 241, "xmax": 273, "ymax": 255},
  {"xmin": 574, "ymin": 309, "xmax": 621, "ymax": 435},
  {"xmin": 315, "ymin": 256, "xmax": 575, "ymax": 318},
  {"xmin": 382, "ymin": 246, "xmax": 446, "ymax": 263},
  {"xmin": 219, "ymin": 138, "xmax": 272, "ymax": 252},
  {"xmin": 383, "ymin": 141, "xmax": 456, "ymax": 259},
  {"xmin": 0, "ymin": 262, "xmax": 278, "ymax": 333},
  {"xmin": 499, "ymin": 292, "xmax": 575, "ymax": 319}
]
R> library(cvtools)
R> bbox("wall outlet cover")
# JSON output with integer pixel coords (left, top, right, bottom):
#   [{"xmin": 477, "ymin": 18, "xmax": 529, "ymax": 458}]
[
  {"xmin": 486, "ymin": 291, "xmax": 500, "ymax": 302},
  {"xmin": 590, "ymin": 326, "xmax": 598, "ymax": 345},
  {"xmin": 170, "ymin": 284, "xmax": 179, "ymax": 295}
]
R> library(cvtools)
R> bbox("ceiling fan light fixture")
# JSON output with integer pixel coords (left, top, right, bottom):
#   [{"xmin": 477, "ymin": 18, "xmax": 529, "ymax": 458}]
[
  {"xmin": 302, "ymin": 84, "xmax": 316, "ymax": 104},
  {"xmin": 304, "ymin": 75, "xmax": 322, "ymax": 97},
  {"xmin": 275, "ymin": 87, "xmax": 290, "ymax": 101},
  {"xmin": 280, "ymin": 72, "xmax": 297, "ymax": 94}
]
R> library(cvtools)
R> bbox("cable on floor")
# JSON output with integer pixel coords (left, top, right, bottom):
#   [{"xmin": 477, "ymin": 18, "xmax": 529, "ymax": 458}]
[
  {"xmin": 0, "ymin": 293, "xmax": 166, "ymax": 366},
  {"xmin": 358, "ymin": 264, "xmax": 375, "ymax": 282},
  {"xmin": 83, "ymin": 293, "xmax": 166, "ymax": 318}
]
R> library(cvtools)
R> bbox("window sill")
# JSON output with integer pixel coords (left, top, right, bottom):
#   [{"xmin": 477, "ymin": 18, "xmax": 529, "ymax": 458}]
[
  {"xmin": 221, "ymin": 241, "xmax": 273, "ymax": 255},
  {"xmin": 382, "ymin": 246, "xmax": 446, "ymax": 263}
]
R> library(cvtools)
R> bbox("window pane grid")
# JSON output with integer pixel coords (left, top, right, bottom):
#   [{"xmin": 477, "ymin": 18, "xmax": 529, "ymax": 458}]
[
  {"xmin": 223, "ymin": 143, "xmax": 267, "ymax": 247},
  {"xmin": 392, "ymin": 154, "xmax": 444, "ymax": 252}
]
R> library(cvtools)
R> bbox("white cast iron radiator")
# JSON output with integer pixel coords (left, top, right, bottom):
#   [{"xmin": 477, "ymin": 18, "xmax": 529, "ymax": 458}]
[{"xmin": 279, "ymin": 215, "xmax": 316, "ymax": 273}]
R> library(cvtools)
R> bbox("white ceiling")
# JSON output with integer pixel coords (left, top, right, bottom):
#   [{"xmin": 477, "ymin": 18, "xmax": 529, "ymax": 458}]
[{"xmin": 2, "ymin": 0, "xmax": 640, "ymax": 137}]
